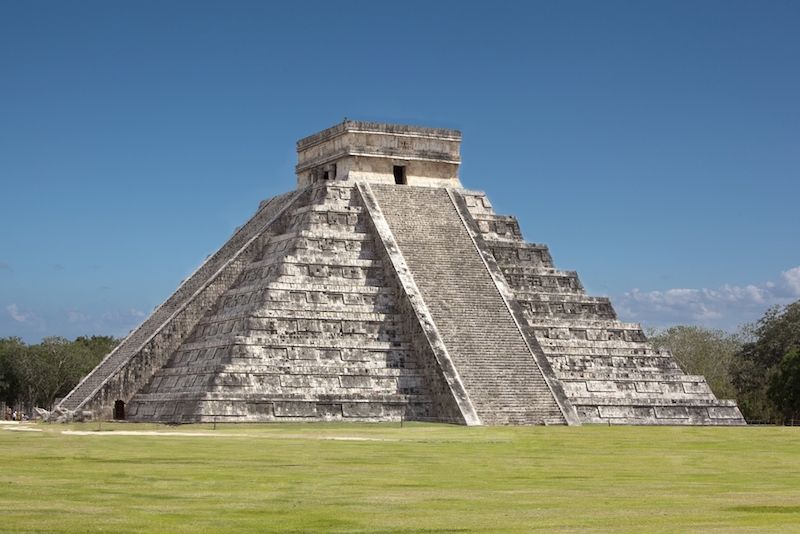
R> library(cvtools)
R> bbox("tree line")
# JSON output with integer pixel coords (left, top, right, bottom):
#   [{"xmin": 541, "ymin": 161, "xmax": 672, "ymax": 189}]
[
  {"xmin": 0, "ymin": 336, "xmax": 117, "ymax": 415},
  {"xmin": 649, "ymin": 300, "xmax": 800, "ymax": 424},
  {"xmin": 1, "ymin": 300, "xmax": 798, "ymax": 423}
]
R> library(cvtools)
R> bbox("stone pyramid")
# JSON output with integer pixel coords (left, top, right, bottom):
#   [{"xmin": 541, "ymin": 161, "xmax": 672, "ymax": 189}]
[{"xmin": 58, "ymin": 121, "xmax": 745, "ymax": 425}]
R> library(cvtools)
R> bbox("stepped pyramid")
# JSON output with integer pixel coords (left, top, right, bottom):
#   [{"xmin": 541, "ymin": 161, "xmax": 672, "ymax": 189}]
[{"xmin": 59, "ymin": 121, "xmax": 745, "ymax": 425}]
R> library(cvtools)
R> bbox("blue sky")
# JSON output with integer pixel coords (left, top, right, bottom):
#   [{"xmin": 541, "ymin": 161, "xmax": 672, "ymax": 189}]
[{"xmin": 1, "ymin": 1, "xmax": 798, "ymax": 342}]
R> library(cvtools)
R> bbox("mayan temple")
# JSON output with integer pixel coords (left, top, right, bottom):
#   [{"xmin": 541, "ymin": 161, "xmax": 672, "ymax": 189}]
[{"xmin": 58, "ymin": 121, "xmax": 745, "ymax": 425}]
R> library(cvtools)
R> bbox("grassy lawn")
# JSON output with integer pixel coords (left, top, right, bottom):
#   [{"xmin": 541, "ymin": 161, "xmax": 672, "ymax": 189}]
[{"xmin": 1, "ymin": 422, "xmax": 798, "ymax": 533}]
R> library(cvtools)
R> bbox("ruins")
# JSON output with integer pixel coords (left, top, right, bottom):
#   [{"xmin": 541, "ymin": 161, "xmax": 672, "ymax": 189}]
[{"xmin": 57, "ymin": 121, "xmax": 745, "ymax": 425}]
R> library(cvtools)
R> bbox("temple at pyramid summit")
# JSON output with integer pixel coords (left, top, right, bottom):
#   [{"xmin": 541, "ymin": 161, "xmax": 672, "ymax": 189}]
[{"xmin": 58, "ymin": 121, "xmax": 745, "ymax": 425}]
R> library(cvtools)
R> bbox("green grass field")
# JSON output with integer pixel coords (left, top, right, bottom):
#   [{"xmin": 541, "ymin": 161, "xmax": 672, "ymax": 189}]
[{"xmin": 1, "ymin": 422, "xmax": 798, "ymax": 533}]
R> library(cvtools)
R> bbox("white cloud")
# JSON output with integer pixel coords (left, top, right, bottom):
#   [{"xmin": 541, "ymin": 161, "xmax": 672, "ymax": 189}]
[
  {"xmin": 781, "ymin": 266, "xmax": 800, "ymax": 296},
  {"xmin": 616, "ymin": 265, "xmax": 800, "ymax": 330},
  {"xmin": 7, "ymin": 303, "xmax": 35, "ymax": 323}
]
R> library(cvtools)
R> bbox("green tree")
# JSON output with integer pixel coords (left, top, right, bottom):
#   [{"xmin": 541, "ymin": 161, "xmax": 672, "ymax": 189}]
[
  {"xmin": 731, "ymin": 301, "xmax": 800, "ymax": 423},
  {"xmin": 14, "ymin": 337, "xmax": 79, "ymax": 410},
  {"xmin": 648, "ymin": 326, "xmax": 740, "ymax": 400},
  {"xmin": 10, "ymin": 336, "xmax": 115, "ymax": 412},
  {"xmin": 0, "ymin": 337, "xmax": 25, "ymax": 406},
  {"xmin": 768, "ymin": 347, "xmax": 800, "ymax": 423},
  {"xmin": 1, "ymin": 335, "xmax": 117, "ymax": 414}
]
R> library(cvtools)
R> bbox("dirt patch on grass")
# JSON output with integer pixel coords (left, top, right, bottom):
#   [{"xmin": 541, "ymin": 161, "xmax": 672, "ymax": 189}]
[{"xmin": 60, "ymin": 430, "xmax": 398, "ymax": 441}]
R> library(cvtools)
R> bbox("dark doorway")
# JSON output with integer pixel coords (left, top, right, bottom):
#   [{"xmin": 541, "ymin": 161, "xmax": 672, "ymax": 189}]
[
  {"xmin": 393, "ymin": 165, "xmax": 407, "ymax": 185},
  {"xmin": 113, "ymin": 400, "xmax": 126, "ymax": 420}
]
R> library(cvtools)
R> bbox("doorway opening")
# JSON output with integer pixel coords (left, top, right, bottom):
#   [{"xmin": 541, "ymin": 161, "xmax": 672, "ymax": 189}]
[
  {"xmin": 393, "ymin": 165, "xmax": 407, "ymax": 185},
  {"xmin": 321, "ymin": 164, "xmax": 337, "ymax": 181},
  {"xmin": 113, "ymin": 400, "xmax": 126, "ymax": 420}
]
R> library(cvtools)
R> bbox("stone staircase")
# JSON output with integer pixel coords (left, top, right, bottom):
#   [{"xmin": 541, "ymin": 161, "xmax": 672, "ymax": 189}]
[{"xmin": 368, "ymin": 184, "xmax": 566, "ymax": 425}]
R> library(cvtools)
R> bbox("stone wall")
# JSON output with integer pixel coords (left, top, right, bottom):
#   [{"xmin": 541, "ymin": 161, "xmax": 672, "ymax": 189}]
[{"xmin": 296, "ymin": 121, "xmax": 462, "ymax": 188}]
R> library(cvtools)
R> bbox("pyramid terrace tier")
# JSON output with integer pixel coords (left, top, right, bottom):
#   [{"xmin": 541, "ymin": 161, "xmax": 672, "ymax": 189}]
[
  {"xmin": 514, "ymin": 293, "xmax": 617, "ymax": 320},
  {"xmin": 469, "ymin": 214, "xmax": 526, "ymax": 242},
  {"xmin": 139, "ymin": 368, "xmax": 431, "ymax": 394},
  {"xmin": 247, "ymin": 232, "xmax": 379, "ymax": 265},
  {"xmin": 560, "ymin": 374, "xmax": 719, "ymax": 401},
  {"xmin": 575, "ymin": 401, "xmax": 744, "ymax": 425},
  {"xmin": 500, "ymin": 268, "xmax": 585, "ymax": 294},
  {"xmin": 162, "ymin": 348, "xmax": 420, "ymax": 370},
  {"xmin": 185, "ymin": 313, "xmax": 407, "ymax": 343},
  {"xmin": 526, "ymin": 319, "xmax": 645, "ymax": 338},
  {"xmin": 128, "ymin": 395, "xmax": 436, "ymax": 423},
  {"xmin": 484, "ymin": 241, "xmax": 555, "ymax": 269},
  {"xmin": 176, "ymin": 337, "xmax": 415, "ymax": 353},
  {"xmin": 217, "ymin": 286, "xmax": 401, "ymax": 316}
]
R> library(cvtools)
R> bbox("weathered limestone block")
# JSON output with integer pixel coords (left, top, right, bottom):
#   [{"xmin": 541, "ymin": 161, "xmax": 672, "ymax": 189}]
[{"xmin": 274, "ymin": 401, "xmax": 317, "ymax": 417}]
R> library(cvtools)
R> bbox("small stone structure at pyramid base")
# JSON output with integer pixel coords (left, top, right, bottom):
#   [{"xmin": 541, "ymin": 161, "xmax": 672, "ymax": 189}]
[{"xmin": 57, "ymin": 121, "xmax": 745, "ymax": 426}]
